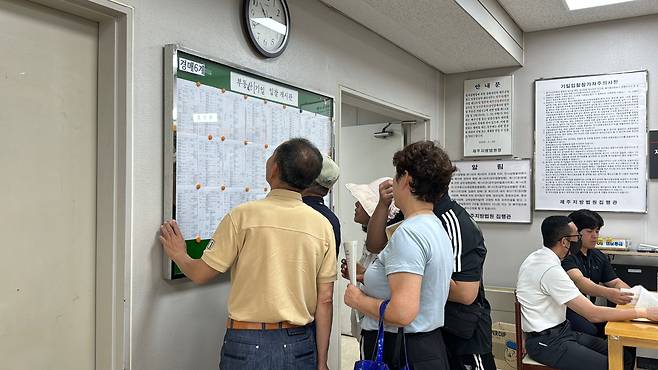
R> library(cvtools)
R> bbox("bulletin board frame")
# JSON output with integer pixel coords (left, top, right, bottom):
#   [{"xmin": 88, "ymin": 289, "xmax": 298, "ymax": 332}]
[{"xmin": 163, "ymin": 44, "xmax": 335, "ymax": 280}]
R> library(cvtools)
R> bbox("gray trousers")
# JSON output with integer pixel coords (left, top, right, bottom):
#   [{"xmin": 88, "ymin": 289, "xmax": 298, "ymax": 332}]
[{"xmin": 525, "ymin": 321, "xmax": 634, "ymax": 370}]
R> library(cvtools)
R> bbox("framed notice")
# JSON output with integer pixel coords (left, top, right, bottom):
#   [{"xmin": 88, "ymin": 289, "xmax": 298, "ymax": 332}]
[
  {"xmin": 163, "ymin": 45, "xmax": 334, "ymax": 279},
  {"xmin": 534, "ymin": 71, "xmax": 647, "ymax": 213},
  {"xmin": 449, "ymin": 159, "xmax": 532, "ymax": 223},
  {"xmin": 464, "ymin": 75, "xmax": 513, "ymax": 157}
]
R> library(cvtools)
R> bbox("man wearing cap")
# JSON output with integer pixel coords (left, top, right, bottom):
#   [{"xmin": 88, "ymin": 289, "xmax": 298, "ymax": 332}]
[
  {"xmin": 302, "ymin": 155, "xmax": 341, "ymax": 255},
  {"xmin": 159, "ymin": 138, "xmax": 337, "ymax": 370}
]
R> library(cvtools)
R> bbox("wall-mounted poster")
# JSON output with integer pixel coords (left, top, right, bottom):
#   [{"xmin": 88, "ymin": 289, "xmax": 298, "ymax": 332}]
[
  {"xmin": 449, "ymin": 159, "xmax": 531, "ymax": 223},
  {"xmin": 463, "ymin": 75, "xmax": 513, "ymax": 157},
  {"xmin": 534, "ymin": 71, "xmax": 647, "ymax": 213}
]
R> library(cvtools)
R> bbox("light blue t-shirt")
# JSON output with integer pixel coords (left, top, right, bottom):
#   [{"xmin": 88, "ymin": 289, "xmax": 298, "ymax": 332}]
[{"xmin": 360, "ymin": 214, "xmax": 453, "ymax": 333}]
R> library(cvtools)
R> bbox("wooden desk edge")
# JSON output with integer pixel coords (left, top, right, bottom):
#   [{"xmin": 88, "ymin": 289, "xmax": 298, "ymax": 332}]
[
  {"xmin": 606, "ymin": 307, "xmax": 658, "ymax": 342},
  {"xmin": 600, "ymin": 249, "xmax": 658, "ymax": 256}
]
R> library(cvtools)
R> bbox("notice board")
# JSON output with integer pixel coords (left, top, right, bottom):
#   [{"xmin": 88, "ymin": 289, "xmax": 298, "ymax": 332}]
[
  {"xmin": 449, "ymin": 159, "xmax": 532, "ymax": 223},
  {"xmin": 463, "ymin": 75, "xmax": 513, "ymax": 157},
  {"xmin": 534, "ymin": 71, "xmax": 647, "ymax": 213},
  {"xmin": 163, "ymin": 45, "xmax": 334, "ymax": 279}
]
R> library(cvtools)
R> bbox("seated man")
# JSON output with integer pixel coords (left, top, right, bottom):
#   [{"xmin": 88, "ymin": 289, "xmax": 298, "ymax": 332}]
[
  {"xmin": 562, "ymin": 209, "xmax": 632, "ymax": 337},
  {"xmin": 516, "ymin": 215, "xmax": 656, "ymax": 370}
]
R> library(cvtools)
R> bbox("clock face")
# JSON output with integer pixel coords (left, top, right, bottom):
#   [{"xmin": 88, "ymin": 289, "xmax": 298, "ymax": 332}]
[{"xmin": 244, "ymin": 0, "xmax": 290, "ymax": 58}]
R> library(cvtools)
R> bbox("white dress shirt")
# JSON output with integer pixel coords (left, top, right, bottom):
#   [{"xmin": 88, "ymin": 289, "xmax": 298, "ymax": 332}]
[{"xmin": 516, "ymin": 247, "xmax": 582, "ymax": 333}]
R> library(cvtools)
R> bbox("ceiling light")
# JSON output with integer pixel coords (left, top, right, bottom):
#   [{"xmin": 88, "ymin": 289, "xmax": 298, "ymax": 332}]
[{"xmin": 564, "ymin": 0, "xmax": 636, "ymax": 11}]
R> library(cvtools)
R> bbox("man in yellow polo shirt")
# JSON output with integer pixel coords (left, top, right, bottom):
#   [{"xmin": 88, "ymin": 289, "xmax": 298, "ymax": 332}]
[{"xmin": 160, "ymin": 138, "xmax": 337, "ymax": 370}]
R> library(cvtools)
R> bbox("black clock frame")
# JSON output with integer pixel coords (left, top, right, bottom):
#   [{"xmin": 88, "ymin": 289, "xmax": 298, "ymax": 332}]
[{"xmin": 242, "ymin": 0, "xmax": 291, "ymax": 58}]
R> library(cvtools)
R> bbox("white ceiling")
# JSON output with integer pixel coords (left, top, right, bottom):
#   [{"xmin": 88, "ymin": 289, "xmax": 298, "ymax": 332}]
[
  {"xmin": 319, "ymin": 0, "xmax": 522, "ymax": 73},
  {"xmin": 320, "ymin": 0, "xmax": 658, "ymax": 73},
  {"xmin": 493, "ymin": 0, "xmax": 658, "ymax": 32}
]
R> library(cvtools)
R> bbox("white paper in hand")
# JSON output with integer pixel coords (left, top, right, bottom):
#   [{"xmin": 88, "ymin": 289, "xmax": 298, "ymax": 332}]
[
  {"xmin": 621, "ymin": 286, "xmax": 641, "ymax": 306},
  {"xmin": 343, "ymin": 240, "xmax": 358, "ymax": 286},
  {"xmin": 626, "ymin": 286, "xmax": 658, "ymax": 322},
  {"xmin": 634, "ymin": 286, "xmax": 658, "ymax": 308}
]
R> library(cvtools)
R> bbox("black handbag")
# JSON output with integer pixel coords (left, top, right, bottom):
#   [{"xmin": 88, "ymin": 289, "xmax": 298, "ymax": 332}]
[{"xmin": 442, "ymin": 301, "xmax": 481, "ymax": 339}]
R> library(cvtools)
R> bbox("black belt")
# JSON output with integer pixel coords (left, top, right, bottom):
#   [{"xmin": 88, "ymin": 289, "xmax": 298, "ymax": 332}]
[{"xmin": 527, "ymin": 321, "xmax": 567, "ymax": 337}]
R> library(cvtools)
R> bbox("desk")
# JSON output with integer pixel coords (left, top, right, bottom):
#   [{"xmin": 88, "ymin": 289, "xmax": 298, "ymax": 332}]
[
  {"xmin": 606, "ymin": 317, "xmax": 658, "ymax": 369},
  {"xmin": 601, "ymin": 251, "xmax": 658, "ymax": 292},
  {"xmin": 601, "ymin": 250, "xmax": 658, "ymax": 257}
]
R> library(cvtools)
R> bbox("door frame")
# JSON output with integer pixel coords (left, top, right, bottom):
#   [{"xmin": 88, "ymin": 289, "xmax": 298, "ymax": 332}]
[
  {"xmin": 332, "ymin": 84, "xmax": 431, "ymax": 365},
  {"xmin": 336, "ymin": 85, "xmax": 432, "ymax": 180},
  {"xmin": 28, "ymin": 1, "xmax": 133, "ymax": 369},
  {"xmin": 337, "ymin": 86, "xmax": 431, "ymax": 155}
]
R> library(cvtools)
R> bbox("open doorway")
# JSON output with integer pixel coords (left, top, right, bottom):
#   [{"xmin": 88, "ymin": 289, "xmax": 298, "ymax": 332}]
[{"xmin": 335, "ymin": 89, "xmax": 429, "ymax": 369}]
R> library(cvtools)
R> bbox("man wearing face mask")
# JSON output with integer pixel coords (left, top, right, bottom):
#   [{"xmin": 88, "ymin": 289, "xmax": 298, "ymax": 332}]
[
  {"xmin": 562, "ymin": 209, "xmax": 632, "ymax": 338},
  {"xmin": 516, "ymin": 216, "xmax": 655, "ymax": 370}
]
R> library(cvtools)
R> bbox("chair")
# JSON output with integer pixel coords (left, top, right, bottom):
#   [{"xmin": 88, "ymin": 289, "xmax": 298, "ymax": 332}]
[{"xmin": 514, "ymin": 295, "xmax": 558, "ymax": 370}]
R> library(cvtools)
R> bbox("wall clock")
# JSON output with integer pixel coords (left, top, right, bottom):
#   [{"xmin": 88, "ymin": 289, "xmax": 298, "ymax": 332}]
[{"xmin": 243, "ymin": 0, "xmax": 291, "ymax": 58}]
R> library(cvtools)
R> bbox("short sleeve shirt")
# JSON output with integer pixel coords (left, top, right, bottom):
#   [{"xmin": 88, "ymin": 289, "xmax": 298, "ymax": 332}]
[
  {"xmin": 360, "ymin": 214, "xmax": 453, "ymax": 333},
  {"xmin": 387, "ymin": 196, "xmax": 492, "ymax": 354},
  {"xmin": 435, "ymin": 195, "xmax": 492, "ymax": 355},
  {"xmin": 302, "ymin": 195, "xmax": 341, "ymax": 256},
  {"xmin": 201, "ymin": 189, "xmax": 337, "ymax": 326},
  {"xmin": 562, "ymin": 249, "xmax": 618, "ymax": 301},
  {"xmin": 516, "ymin": 247, "xmax": 582, "ymax": 333}
]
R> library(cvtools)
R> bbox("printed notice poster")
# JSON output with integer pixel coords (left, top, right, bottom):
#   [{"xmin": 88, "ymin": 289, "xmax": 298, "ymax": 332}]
[
  {"xmin": 535, "ymin": 71, "xmax": 647, "ymax": 212},
  {"xmin": 449, "ymin": 159, "xmax": 531, "ymax": 223},
  {"xmin": 464, "ymin": 76, "xmax": 513, "ymax": 157}
]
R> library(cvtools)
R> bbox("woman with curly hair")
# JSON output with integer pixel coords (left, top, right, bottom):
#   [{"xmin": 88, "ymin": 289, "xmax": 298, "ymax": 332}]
[{"xmin": 344, "ymin": 141, "xmax": 455, "ymax": 369}]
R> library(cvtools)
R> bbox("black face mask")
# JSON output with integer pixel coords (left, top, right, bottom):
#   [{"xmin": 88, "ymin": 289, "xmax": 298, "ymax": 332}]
[{"xmin": 569, "ymin": 238, "xmax": 582, "ymax": 255}]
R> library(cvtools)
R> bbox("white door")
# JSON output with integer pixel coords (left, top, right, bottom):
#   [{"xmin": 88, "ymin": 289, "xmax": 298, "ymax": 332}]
[
  {"xmin": 0, "ymin": 1, "xmax": 98, "ymax": 369},
  {"xmin": 337, "ymin": 122, "xmax": 404, "ymax": 335}
]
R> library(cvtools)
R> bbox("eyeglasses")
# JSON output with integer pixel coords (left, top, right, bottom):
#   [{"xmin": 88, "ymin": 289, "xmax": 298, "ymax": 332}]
[{"xmin": 561, "ymin": 234, "xmax": 582, "ymax": 241}]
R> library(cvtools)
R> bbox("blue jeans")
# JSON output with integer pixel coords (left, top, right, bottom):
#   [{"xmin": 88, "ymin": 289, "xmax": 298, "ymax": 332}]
[{"xmin": 219, "ymin": 325, "xmax": 317, "ymax": 370}]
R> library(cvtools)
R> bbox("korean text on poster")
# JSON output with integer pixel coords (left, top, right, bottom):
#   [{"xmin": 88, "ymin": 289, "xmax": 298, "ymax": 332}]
[
  {"xmin": 534, "ymin": 71, "xmax": 647, "ymax": 213},
  {"xmin": 449, "ymin": 159, "xmax": 531, "ymax": 223},
  {"xmin": 463, "ymin": 76, "xmax": 512, "ymax": 157}
]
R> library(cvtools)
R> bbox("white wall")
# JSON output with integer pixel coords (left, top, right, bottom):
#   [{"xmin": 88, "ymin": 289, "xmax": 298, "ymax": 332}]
[
  {"xmin": 125, "ymin": 0, "xmax": 442, "ymax": 369},
  {"xmin": 336, "ymin": 120, "xmax": 404, "ymax": 334},
  {"xmin": 443, "ymin": 14, "xmax": 658, "ymax": 288}
]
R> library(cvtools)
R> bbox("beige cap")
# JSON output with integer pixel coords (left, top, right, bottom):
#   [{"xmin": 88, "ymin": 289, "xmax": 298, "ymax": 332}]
[
  {"xmin": 345, "ymin": 177, "xmax": 399, "ymax": 219},
  {"xmin": 315, "ymin": 155, "xmax": 340, "ymax": 189}
]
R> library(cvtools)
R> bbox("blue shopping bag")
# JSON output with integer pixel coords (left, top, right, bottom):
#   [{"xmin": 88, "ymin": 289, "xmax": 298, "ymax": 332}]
[{"xmin": 354, "ymin": 300, "xmax": 409, "ymax": 370}]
